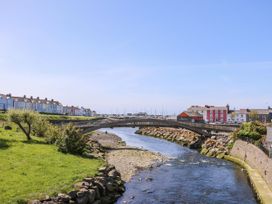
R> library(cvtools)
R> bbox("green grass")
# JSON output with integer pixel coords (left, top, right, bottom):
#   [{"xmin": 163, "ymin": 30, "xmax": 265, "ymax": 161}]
[
  {"xmin": 0, "ymin": 123, "xmax": 104, "ymax": 203},
  {"xmin": 41, "ymin": 114, "xmax": 97, "ymax": 121},
  {"xmin": 0, "ymin": 112, "xmax": 98, "ymax": 122}
]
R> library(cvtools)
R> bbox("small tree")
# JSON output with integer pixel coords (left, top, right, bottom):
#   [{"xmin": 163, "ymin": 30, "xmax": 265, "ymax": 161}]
[{"xmin": 8, "ymin": 109, "xmax": 40, "ymax": 140}]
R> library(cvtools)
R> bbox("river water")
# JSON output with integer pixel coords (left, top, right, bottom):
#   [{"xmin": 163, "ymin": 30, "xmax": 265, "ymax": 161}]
[{"xmin": 103, "ymin": 128, "xmax": 257, "ymax": 204}]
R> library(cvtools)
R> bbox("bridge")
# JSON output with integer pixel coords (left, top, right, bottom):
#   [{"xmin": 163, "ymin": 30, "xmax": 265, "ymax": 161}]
[{"xmin": 69, "ymin": 118, "xmax": 237, "ymax": 137}]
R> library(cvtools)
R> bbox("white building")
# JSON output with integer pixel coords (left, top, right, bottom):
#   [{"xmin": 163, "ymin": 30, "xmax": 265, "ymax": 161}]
[{"xmin": 227, "ymin": 109, "xmax": 248, "ymax": 124}]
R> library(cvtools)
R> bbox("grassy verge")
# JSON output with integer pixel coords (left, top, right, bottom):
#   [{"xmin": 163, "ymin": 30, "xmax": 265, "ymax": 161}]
[
  {"xmin": 0, "ymin": 112, "xmax": 98, "ymax": 122},
  {"xmin": 0, "ymin": 123, "xmax": 104, "ymax": 203}
]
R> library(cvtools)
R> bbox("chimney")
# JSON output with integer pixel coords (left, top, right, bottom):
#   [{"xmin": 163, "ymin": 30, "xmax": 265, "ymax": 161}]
[
  {"xmin": 45, "ymin": 98, "xmax": 47, "ymax": 101},
  {"xmin": 23, "ymin": 95, "xmax": 26, "ymax": 98}
]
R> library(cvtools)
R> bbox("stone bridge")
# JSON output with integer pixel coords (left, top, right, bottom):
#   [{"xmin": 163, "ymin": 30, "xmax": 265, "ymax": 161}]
[{"xmin": 72, "ymin": 118, "xmax": 237, "ymax": 137}]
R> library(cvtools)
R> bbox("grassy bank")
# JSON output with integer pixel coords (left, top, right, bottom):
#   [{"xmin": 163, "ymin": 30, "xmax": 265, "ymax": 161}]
[
  {"xmin": 0, "ymin": 112, "xmax": 98, "ymax": 122},
  {"xmin": 0, "ymin": 123, "xmax": 103, "ymax": 203}
]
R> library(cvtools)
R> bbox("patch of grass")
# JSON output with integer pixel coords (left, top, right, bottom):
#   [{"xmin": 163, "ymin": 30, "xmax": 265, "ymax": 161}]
[
  {"xmin": 0, "ymin": 125, "xmax": 104, "ymax": 203},
  {"xmin": 0, "ymin": 112, "xmax": 98, "ymax": 122},
  {"xmin": 42, "ymin": 114, "xmax": 97, "ymax": 121}
]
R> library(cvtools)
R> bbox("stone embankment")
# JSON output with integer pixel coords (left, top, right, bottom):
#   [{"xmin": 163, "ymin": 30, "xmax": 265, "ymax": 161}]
[
  {"xmin": 136, "ymin": 127, "xmax": 233, "ymax": 158},
  {"xmin": 29, "ymin": 165, "xmax": 125, "ymax": 204},
  {"xmin": 136, "ymin": 127, "xmax": 201, "ymax": 148},
  {"xmin": 200, "ymin": 134, "xmax": 233, "ymax": 159}
]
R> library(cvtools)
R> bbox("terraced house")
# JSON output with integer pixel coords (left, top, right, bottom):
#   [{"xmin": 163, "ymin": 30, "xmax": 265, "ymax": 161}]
[{"xmin": 0, "ymin": 93, "xmax": 96, "ymax": 116}]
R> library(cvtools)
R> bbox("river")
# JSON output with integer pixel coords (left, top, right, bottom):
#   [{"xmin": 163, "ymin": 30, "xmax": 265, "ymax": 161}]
[{"xmin": 103, "ymin": 127, "xmax": 257, "ymax": 204}]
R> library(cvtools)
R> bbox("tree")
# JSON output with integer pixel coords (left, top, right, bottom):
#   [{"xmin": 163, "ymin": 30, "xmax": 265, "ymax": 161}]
[
  {"xmin": 8, "ymin": 109, "xmax": 40, "ymax": 140},
  {"xmin": 248, "ymin": 111, "xmax": 258, "ymax": 121}
]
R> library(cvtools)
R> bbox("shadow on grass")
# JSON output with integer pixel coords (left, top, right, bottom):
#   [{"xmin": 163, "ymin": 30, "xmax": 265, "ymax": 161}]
[
  {"xmin": 0, "ymin": 138, "xmax": 11, "ymax": 149},
  {"xmin": 22, "ymin": 139, "xmax": 48, "ymax": 145}
]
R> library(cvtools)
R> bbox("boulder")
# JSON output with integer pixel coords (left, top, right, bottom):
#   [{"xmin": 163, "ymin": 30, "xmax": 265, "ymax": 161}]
[
  {"xmin": 57, "ymin": 193, "xmax": 70, "ymax": 203},
  {"xmin": 88, "ymin": 189, "xmax": 96, "ymax": 203}
]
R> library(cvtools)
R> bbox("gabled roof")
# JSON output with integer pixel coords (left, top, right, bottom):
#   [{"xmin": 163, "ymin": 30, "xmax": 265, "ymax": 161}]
[{"xmin": 178, "ymin": 111, "xmax": 203, "ymax": 118}]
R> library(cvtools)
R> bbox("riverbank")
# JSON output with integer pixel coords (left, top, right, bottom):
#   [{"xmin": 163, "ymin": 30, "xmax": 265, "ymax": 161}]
[
  {"xmin": 225, "ymin": 155, "xmax": 272, "ymax": 204},
  {"xmin": 135, "ymin": 127, "xmax": 272, "ymax": 204},
  {"xmin": 90, "ymin": 131, "xmax": 167, "ymax": 182}
]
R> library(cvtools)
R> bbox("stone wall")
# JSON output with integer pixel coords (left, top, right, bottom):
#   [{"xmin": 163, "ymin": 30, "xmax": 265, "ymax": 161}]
[
  {"xmin": 29, "ymin": 165, "xmax": 125, "ymax": 204},
  {"xmin": 230, "ymin": 140, "xmax": 272, "ymax": 189}
]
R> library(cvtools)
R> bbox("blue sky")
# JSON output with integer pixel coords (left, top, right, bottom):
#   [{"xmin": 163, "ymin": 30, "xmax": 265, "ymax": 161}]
[{"xmin": 0, "ymin": 0, "xmax": 272, "ymax": 114}]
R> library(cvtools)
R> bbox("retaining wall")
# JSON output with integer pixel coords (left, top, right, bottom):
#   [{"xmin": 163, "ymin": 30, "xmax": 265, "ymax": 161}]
[{"xmin": 230, "ymin": 140, "xmax": 272, "ymax": 190}]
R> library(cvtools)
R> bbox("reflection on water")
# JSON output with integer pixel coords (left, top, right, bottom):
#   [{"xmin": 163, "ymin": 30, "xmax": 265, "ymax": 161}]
[{"xmin": 102, "ymin": 128, "xmax": 257, "ymax": 204}]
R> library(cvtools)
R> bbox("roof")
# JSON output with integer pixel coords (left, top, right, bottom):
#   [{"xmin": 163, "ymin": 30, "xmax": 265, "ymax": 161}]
[
  {"xmin": 249, "ymin": 109, "xmax": 271, "ymax": 115},
  {"xmin": 178, "ymin": 111, "xmax": 203, "ymax": 118}
]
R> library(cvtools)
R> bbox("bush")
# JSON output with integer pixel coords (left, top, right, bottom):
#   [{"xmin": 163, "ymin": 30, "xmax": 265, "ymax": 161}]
[
  {"xmin": 55, "ymin": 124, "xmax": 88, "ymax": 155},
  {"xmin": 44, "ymin": 125, "xmax": 62, "ymax": 144},
  {"xmin": 32, "ymin": 117, "xmax": 50, "ymax": 137},
  {"xmin": 236, "ymin": 121, "xmax": 266, "ymax": 141}
]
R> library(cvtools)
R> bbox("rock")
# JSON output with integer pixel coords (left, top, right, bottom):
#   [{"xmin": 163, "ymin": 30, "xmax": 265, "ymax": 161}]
[
  {"xmin": 76, "ymin": 196, "xmax": 88, "ymax": 204},
  {"xmin": 74, "ymin": 182, "xmax": 90, "ymax": 190},
  {"xmin": 83, "ymin": 177, "xmax": 94, "ymax": 183},
  {"xmin": 216, "ymin": 152, "xmax": 225, "ymax": 159},
  {"xmin": 101, "ymin": 196, "xmax": 114, "ymax": 204},
  {"xmin": 28, "ymin": 200, "xmax": 42, "ymax": 204},
  {"xmin": 94, "ymin": 180, "xmax": 106, "ymax": 196},
  {"xmin": 57, "ymin": 193, "xmax": 70, "ymax": 203},
  {"xmin": 106, "ymin": 181, "xmax": 115, "ymax": 192},
  {"xmin": 93, "ymin": 200, "xmax": 102, "ymax": 204},
  {"xmin": 145, "ymin": 177, "xmax": 153, "ymax": 182},
  {"xmin": 88, "ymin": 189, "xmax": 96, "ymax": 203},
  {"xmin": 108, "ymin": 169, "xmax": 120, "ymax": 178},
  {"xmin": 201, "ymin": 148, "xmax": 209, "ymax": 155},
  {"xmin": 91, "ymin": 186, "xmax": 101, "ymax": 199},
  {"xmin": 98, "ymin": 166, "xmax": 107, "ymax": 172},
  {"xmin": 77, "ymin": 188, "xmax": 89, "ymax": 198},
  {"xmin": 68, "ymin": 190, "xmax": 78, "ymax": 200}
]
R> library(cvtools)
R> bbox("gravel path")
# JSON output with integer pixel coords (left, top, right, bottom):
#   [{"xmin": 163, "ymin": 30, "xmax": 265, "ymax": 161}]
[{"xmin": 90, "ymin": 131, "xmax": 167, "ymax": 182}]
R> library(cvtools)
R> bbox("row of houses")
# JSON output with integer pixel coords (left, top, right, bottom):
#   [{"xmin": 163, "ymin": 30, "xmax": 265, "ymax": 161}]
[
  {"xmin": 0, "ymin": 93, "xmax": 96, "ymax": 116},
  {"xmin": 177, "ymin": 105, "xmax": 272, "ymax": 124}
]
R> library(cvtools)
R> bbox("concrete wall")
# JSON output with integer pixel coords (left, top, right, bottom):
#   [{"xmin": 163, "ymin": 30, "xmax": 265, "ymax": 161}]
[{"xmin": 230, "ymin": 140, "xmax": 272, "ymax": 189}]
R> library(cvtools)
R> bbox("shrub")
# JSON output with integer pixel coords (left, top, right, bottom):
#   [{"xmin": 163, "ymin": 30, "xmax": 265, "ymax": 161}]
[
  {"xmin": 56, "ymin": 124, "xmax": 88, "ymax": 155},
  {"xmin": 44, "ymin": 125, "xmax": 62, "ymax": 144},
  {"xmin": 236, "ymin": 121, "xmax": 266, "ymax": 141},
  {"xmin": 32, "ymin": 117, "xmax": 50, "ymax": 137}
]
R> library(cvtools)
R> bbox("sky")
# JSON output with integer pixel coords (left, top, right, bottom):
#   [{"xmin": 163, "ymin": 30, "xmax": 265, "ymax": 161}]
[{"xmin": 0, "ymin": 0, "xmax": 272, "ymax": 114}]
